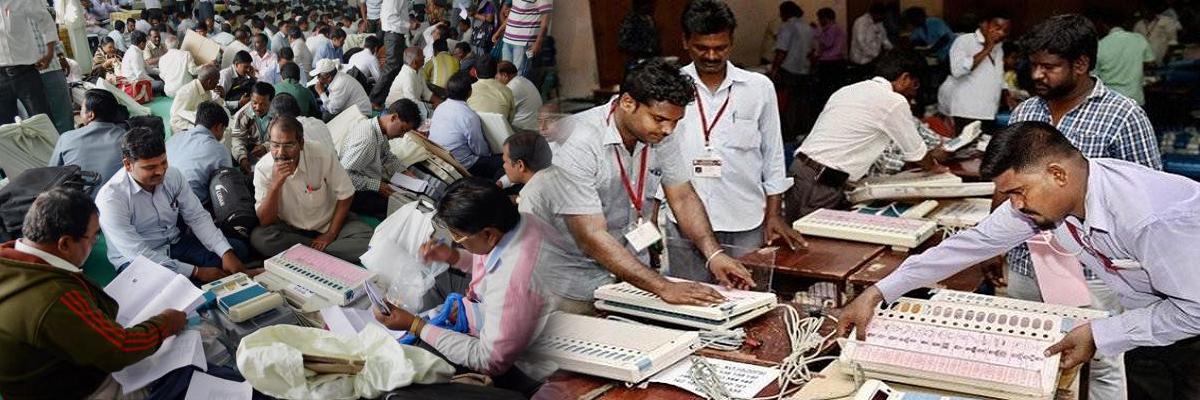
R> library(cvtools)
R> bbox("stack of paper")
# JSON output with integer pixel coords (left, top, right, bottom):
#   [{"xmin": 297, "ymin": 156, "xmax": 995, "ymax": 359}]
[{"xmin": 320, "ymin": 306, "xmax": 407, "ymax": 341}]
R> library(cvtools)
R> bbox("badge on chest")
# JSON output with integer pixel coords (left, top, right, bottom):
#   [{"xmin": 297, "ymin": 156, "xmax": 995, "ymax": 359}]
[{"xmin": 625, "ymin": 219, "xmax": 662, "ymax": 252}]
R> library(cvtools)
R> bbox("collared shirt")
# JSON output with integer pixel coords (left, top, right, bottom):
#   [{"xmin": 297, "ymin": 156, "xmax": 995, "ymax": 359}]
[
  {"xmin": 815, "ymin": 23, "xmax": 846, "ymax": 62},
  {"xmin": 429, "ymin": 99, "xmax": 488, "ymax": 168},
  {"xmin": 49, "ymin": 121, "xmax": 127, "ymax": 186},
  {"xmin": 417, "ymin": 214, "xmax": 555, "ymax": 378},
  {"xmin": 15, "ymin": 240, "xmax": 80, "ymax": 273},
  {"xmin": 298, "ymin": 116, "xmax": 337, "ymax": 150},
  {"xmin": 270, "ymin": 31, "xmax": 288, "ymax": 53},
  {"xmin": 276, "ymin": 79, "xmax": 319, "ymax": 117},
  {"xmin": 775, "ymin": 17, "xmax": 815, "ymax": 75},
  {"xmin": 380, "ymin": 0, "xmax": 412, "ymax": 34},
  {"xmin": 166, "ymin": 125, "xmax": 234, "ymax": 204},
  {"xmin": 107, "ymin": 30, "xmax": 127, "ymax": 52},
  {"xmin": 348, "ymin": 49, "xmax": 382, "ymax": 84},
  {"xmin": 306, "ymin": 34, "xmax": 331, "ymax": 57},
  {"xmin": 97, "ymin": 168, "xmax": 233, "ymax": 277},
  {"xmin": 312, "ymin": 42, "xmax": 343, "ymax": 68},
  {"xmin": 0, "ymin": 1, "xmax": 57, "ymax": 67},
  {"xmin": 877, "ymin": 158, "xmax": 1200, "ymax": 357},
  {"xmin": 532, "ymin": 100, "xmax": 690, "ymax": 301},
  {"xmin": 1097, "ymin": 28, "xmax": 1154, "ymax": 105},
  {"xmin": 517, "ymin": 166, "xmax": 562, "ymax": 222},
  {"xmin": 135, "ymin": 19, "xmax": 151, "ymax": 33},
  {"xmin": 143, "ymin": 41, "xmax": 167, "ymax": 63},
  {"xmin": 422, "ymin": 51, "xmax": 460, "ymax": 88},
  {"xmin": 320, "ymin": 72, "xmax": 372, "ymax": 116},
  {"xmin": 253, "ymin": 142, "xmax": 355, "ymax": 232},
  {"xmin": 365, "ymin": 0, "xmax": 383, "ymax": 20},
  {"xmin": 910, "ymin": 17, "xmax": 954, "ymax": 62},
  {"xmin": 797, "ymin": 77, "xmax": 927, "ymax": 181},
  {"xmin": 663, "ymin": 62, "xmax": 791, "ymax": 232},
  {"xmin": 339, "ymin": 117, "xmax": 405, "ymax": 191},
  {"xmin": 1133, "ymin": 15, "xmax": 1182, "ymax": 64},
  {"xmin": 386, "ymin": 64, "xmax": 433, "ymax": 107},
  {"xmin": 849, "ymin": 14, "xmax": 891, "ymax": 65},
  {"xmin": 290, "ymin": 39, "xmax": 313, "ymax": 78},
  {"xmin": 160, "ymin": 49, "xmax": 199, "ymax": 98},
  {"xmin": 508, "ymin": 75, "xmax": 542, "ymax": 132},
  {"xmin": 230, "ymin": 103, "xmax": 270, "ymax": 164},
  {"xmin": 221, "ymin": 40, "xmax": 251, "ymax": 70},
  {"xmin": 251, "ymin": 50, "xmax": 281, "ymax": 85},
  {"xmin": 120, "ymin": 44, "xmax": 150, "ymax": 81},
  {"xmin": 1005, "ymin": 78, "xmax": 1162, "ymax": 280},
  {"xmin": 467, "ymin": 78, "xmax": 515, "ymax": 122},
  {"xmin": 170, "ymin": 79, "xmax": 219, "ymax": 133},
  {"xmin": 502, "ymin": 0, "xmax": 552, "ymax": 46},
  {"xmin": 937, "ymin": 30, "xmax": 1004, "ymax": 120}
]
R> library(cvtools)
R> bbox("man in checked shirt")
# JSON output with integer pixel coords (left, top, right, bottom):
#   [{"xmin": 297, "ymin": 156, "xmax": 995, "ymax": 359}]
[
  {"xmin": 338, "ymin": 98, "xmax": 424, "ymax": 219},
  {"xmin": 1002, "ymin": 15, "xmax": 1162, "ymax": 399}
]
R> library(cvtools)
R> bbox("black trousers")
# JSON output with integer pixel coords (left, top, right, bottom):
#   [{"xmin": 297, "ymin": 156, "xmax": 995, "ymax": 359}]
[
  {"xmin": 0, "ymin": 65, "xmax": 51, "ymax": 125},
  {"xmin": 1127, "ymin": 335, "xmax": 1200, "ymax": 400},
  {"xmin": 351, "ymin": 190, "xmax": 388, "ymax": 220}
]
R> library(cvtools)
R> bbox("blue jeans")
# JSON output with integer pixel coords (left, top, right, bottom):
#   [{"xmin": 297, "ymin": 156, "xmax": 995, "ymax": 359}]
[
  {"xmin": 500, "ymin": 42, "xmax": 530, "ymax": 77},
  {"xmin": 169, "ymin": 231, "xmax": 251, "ymax": 269}
]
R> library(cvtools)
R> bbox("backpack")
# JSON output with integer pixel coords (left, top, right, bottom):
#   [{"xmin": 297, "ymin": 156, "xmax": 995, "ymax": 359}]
[
  {"xmin": 0, "ymin": 166, "xmax": 102, "ymax": 241},
  {"xmin": 209, "ymin": 167, "xmax": 259, "ymax": 240}
]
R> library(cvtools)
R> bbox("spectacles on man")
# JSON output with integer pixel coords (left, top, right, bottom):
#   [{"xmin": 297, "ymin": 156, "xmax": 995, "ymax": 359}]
[{"xmin": 268, "ymin": 140, "xmax": 300, "ymax": 151}]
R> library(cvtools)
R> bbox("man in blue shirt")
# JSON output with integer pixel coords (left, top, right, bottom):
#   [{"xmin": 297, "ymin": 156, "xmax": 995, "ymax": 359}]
[
  {"xmin": 49, "ymin": 89, "xmax": 129, "ymax": 187},
  {"xmin": 166, "ymin": 101, "xmax": 234, "ymax": 204},
  {"xmin": 903, "ymin": 7, "xmax": 954, "ymax": 63},
  {"xmin": 97, "ymin": 127, "xmax": 252, "ymax": 284},
  {"xmin": 428, "ymin": 71, "xmax": 500, "ymax": 178},
  {"xmin": 313, "ymin": 28, "xmax": 347, "ymax": 67}
]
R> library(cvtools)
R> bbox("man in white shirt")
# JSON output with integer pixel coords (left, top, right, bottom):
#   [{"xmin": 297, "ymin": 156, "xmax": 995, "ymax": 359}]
[
  {"xmin": 785, "ymin": 51, "xmax": 947, "ymax": 221},
  {"xmin": 770, "ymin": 1, "xmax": 816, "ymax": 140},
  {"xmin": 306, "ymin": 26, "xmax": 332, "ymax": 58},
  {"xmin": 289, "ymin": 28, "xmax": 314, "ymax": 79},
  {"xmin": 159, "ymin": 36, "xmax": 202, "ymax": 98},
  {"xmin": 120, "ymin": 31, "xmax": 164, "ymax": 92},
  {"xmin": 107, "ymin": 20, "xmax": 129, "ymax": 52},
  {"xmin": 1134, "ymin": 4, "xmax": 1183, "ymax": 65},
  {"xmin": 385, "ymin": 47, "xmax": 433, "ymax": 112},
  {"xmin": 661, "ymin": 0, "xmax": 805, "ymax": 282},
  {"xmin": 937, "ymin": 11, "xmax": 1010, "ymax": 132},
  {"xmin": 381, "ymin": 0, "xmax": 413, "ymax": 77},
  {"xmin": 849, "ymin": 4, "xmax": 892, "ymax": 65},
  {"xmin": 251, "ymin": 33, "xmax": 281, "ymax": 84},
  {"xmin": 360, "ymin": 0, "xmax": 383, "ymax": 35},
  {"xmin": 496, "ymin": 60, "xmax": 541, "ymax": 133},
  {"xmin": 271, "ymin": 20, "xmax": 292, "ymax": 53},
  {"xmin": 170, "ymin": 64, "xmax": 223, "ymax": 133},
  {"xmin": 0, "ymin": 0, "xmax": 55, "ymax": 125},
  {"xmin": 312, "ymin": 59, "xmax": 373, "ymax": 118},
  {"xmin": 349, "ymin": 36, "xmax": 384, "ymax": 86},
  {"xmin": 220, "ymin": 29, "xmax": 252, "ymax": 69}
]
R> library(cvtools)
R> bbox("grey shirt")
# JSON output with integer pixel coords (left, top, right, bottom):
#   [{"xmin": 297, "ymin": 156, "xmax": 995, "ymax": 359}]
[
  {"xmin": 530, "ymin": 101, "xmax": 689, "ymax": 301},
  {"xmin": 49, "ymin": 121, "xmax": 127, "ymax": 186}
]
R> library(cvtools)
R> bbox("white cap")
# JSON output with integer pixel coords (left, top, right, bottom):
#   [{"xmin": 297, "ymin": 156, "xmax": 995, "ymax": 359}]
[{"xmin": 310, "ymin": 58, "xmax": 339, "ymax": 77}]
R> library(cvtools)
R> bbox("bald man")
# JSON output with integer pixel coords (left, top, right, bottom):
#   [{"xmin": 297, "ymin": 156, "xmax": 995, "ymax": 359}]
[
  {"xmin": 384, "ymin": 46, "xmax": 434, "ymax": 109},
  {"xmin": 170, "ymin": 64, "xmax": 225, "ymax": 133}
]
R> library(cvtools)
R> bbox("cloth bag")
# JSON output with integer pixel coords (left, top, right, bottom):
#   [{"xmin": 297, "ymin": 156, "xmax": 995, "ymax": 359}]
[
  {"xmin": 236, "ymin": 324, "xmax": 454, "ymax": 399},
  {"xmin": 118, "ymin": 78, "xmax": 154, "ymax": 104}
]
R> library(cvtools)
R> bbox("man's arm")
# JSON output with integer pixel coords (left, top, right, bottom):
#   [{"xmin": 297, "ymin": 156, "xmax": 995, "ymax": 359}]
[
  {"xmin": 97, "ymin": 190, "xmax": 196, "ymax": 276},
  {"xmin": 36, "ymin": 291, "xmax": 184, "ymax": 372},
  {"xmin": 230, "ymin": 109, "xmax": 254, "ymax": 167},
  {"xmin": 174, "ymin": 171, "xmax": 234, "ymax": 262},
  {"xmin": 661, "ymin": 182, "xmax": 755, "ymax": 289},
  {"xmin": 757, "ymin": 81, "xmax": 799, "ymax": 246},
  {"xmin": 255, "ymin": 165, "xmax": 286, "ymax": 226}
]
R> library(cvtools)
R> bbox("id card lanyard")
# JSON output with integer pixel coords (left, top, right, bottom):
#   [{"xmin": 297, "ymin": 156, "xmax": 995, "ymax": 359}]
[
  {"xmin": 606, "ymin": 101, "xmax": 650, "ymax": 224},
  {"xmin": 695, "ymin": 87, "xmax": 733, "ymax": 151}
]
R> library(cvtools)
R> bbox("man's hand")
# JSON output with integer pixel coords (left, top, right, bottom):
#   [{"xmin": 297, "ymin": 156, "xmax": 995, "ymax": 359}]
[
  {"xmin": 251, "ymin": 144, "xmax": 269, "ymax": 158},
  {"xmin": 379, "ymin": 182, "xmax": 395, "ymax": 197},
  {"xmin": 655, "ymin": 280, "xmax": 726, "ymax": 306},
  {"xmin": 237, "ymin": 93, "xmax": 251, "ymax": 108},
  {"xmin": 764, "ymin": 215, "xmax": 807, "ymax": 250},
  {"xmin": 528, "ymin": 40, "xmax": 543, "ymax": 57},
  {"xmin": 311, "ymin": 231, "xmax": 337, "ymax": 251},
  {"xmin": 240, "ymin": 158, "xmax": 253, "ymax": 175},
  {"xmin": 373, "ymin": 301, "xmax": 417, "ymax": 330},
  {"xmin": 156, "ymin": 309, "xmax": 187, "ymax": 336},
  {"xmin": 212, "ymin": 85, "xmax": 226, "ymax": 98},
  {"xmin": 836, "ymin": 286, "xmax": 885, "ymax": 340},
  {"xmin": 419, "ymin": 240, "xmax": 456, "ymax": 264},
  {"xmin": 984, "ymin": 24, "xmax": 1005, "ymax": 47},
  {"xmin": 707, "ymin": 253, "xmax": 755, "ymax": 290},
  {"xmin": 220, "ymin": 251, "xmax": 247, "ymax": 275},
  {"xmin": 273, "ymin": 159, "xmax": 297, "ymax": 186},
  {"xmin": 315, "ymin": 80, "xmax": 326, "ymax": 95},
  {"xmin": 193, "ymin": 267, "xmax": 229, "ymax": 283},
  {"xmin": 1045, "ymin": 324, "xmax": 1097, "ymax": 370}
]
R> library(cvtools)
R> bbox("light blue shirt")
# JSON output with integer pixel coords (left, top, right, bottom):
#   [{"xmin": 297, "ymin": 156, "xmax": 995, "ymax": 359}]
[
  {"xmin": 428, "ymin": 99, "xmax": 489, "ymax": 168},
  {"xmin": 910, "ymin": 17, "xmax": 954, "ymax": 61},
  {"xmin": 312, "ymin": 42, "xmax": 344, "ymax": 69},
  {"xmin": 166, "ymin": 125, "xmax": 234, "ymax": 204},
  {"xmin": 877, "ymin": 158, "xmax": 1200, "ymax": 357},
  {"xmin": 49, "ymin": 121, "xmax": 127, "ymax": 188},
  {"xmin": 96, "ymin": 167, "xmax": 233, "ymax": 277}
]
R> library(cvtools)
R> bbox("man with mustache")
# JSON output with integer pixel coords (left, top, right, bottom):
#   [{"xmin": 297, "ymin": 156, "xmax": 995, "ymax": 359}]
[
  {"xmin": 838, "ymin": 121, "xmax": 1199, "ymax": 400},
  {"xmin": 1000, "ymin": 15, "xmax": 1163, "ymax": 399}
]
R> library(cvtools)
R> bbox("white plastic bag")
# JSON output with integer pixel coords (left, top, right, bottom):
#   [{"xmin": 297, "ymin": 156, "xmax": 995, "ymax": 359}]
[
  {"xmin": 361, "ymin": 202, "xmax": 450, "ymax": 313},
  {"xmin": 236, "ymin": 325, "xmax": 454, "ymax": 399}
]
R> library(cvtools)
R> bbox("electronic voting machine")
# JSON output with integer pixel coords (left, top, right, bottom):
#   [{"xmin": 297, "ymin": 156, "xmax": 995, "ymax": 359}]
[
  {"xmin": 793, "ymin": 208, "xmax": 937, "ymax": 249},
  {"xmin": 200, "ymin": 273, "xmax": 284, "ymax": 323},
  {"xmin": 839, "ymin": 296, "xmax": 1071, "ymax": 399},
  {"xmin": 593, "ymin": 279, "xmax": 777, "ymax": 330},
  {"xmin": 254, "ymin": 244, "xmax": 376, "ymax": 312},
  {"xmin": 529, "ymin": 313, "xmax": 700, "ymax": 383},
  {"xmin": 846, "ymin": 171, "xmax": 995, "ymax": 204}
]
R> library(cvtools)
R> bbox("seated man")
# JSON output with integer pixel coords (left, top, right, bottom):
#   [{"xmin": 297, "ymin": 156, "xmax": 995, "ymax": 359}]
[
  {"xmin": 166, "ymin": 101, "xmax": 233, "ymax": 204},
  {"xmin": 170, "ymin": 64, "xmax": 223, "ymax": 133},
  {"xmin": 453, "ymin": 42, "xmax": 478, "ymax": 73},
  {"xmin": 348, "ymin": 35, "xmax": 384, "ymax": 85},
  {"xmin": 120, "ymin": 30, "xmax": 164, "ymax": 92},
  {"xmin": 312, "ymin": 58, "xmax": 373, "ymax": 119},
  {"xmin": 423, "ymin": 38, "xmax": 460, "ymax": 88},
  {"xmin": 501, "ymin": 132, "xmax": 555, "ymax": 211},
  {"xmin": 429, "ymin": 71, "xmax": 500, "ymax": 178},
  {"xmin": 143, "ymin": 27, "xmax": 168, "ymax": 72},
  {"xmin": 219, "ymin": 50, "xmax": 259, "ymax": 111},
  {"xmin": 466, "ymin": 56, "xmax": 515, "ymax": 123},
  {"xmin": 384, "ymin": 47, "xmax": 433, "ymax": 115},
  {"xmin": 0, "ymin": 188, "xmax": 187, "ymax": 399},
  {"xmin": 497, "ymin": 60, "xmax": 543, "ymax": 133},
  {"xmin": 251, "ymin": 116, "xmax": 372, "ymax": 262},
  {"xmin": 231, "ymin": 82, "xmax": 276, "ymax": 173},
  {"xmin": 313, "ymin": 27, "xmax": 347, "ymax": 66},
  {"xmin": 339, "ymin": 99, "xmax": 422, "ymax": 219},
  {"xmin": 271, "ymin": 93, "xmax": 337, "ymax": 150},
  {"xmin": 50, "ymin": 89, "xmax": 130, "ymax": 186},
  {"xmin": 274, "ymin": 62, "xmax": 320, "ymax": 118},
  {"xmin": 250, "ymin": 32, "xmax": 281, "ymax": 84},
  {"xmin": 375, "ymin": 178, "xmax": 554, "ymax": 397},
  {"xmin": 158, "ymin": 35, "xmax": 202, "ymax": 98},
  {"xmin": 97, "ymin": 127, "xmax": 251, "ymax": 283}
]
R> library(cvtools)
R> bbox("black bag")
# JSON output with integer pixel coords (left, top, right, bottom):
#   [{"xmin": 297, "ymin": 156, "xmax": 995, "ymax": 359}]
[
  {"xmin": 0, "ymin": 166, "xmax": 102, "ymax": 241},
  {"xmin": 209, "ymin": 167, "xmax": 259, "ymax": 240}
]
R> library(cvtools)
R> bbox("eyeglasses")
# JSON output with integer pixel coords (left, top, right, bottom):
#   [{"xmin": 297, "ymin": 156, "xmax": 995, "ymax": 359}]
[
  {"xmin": 435, "ymin": 218, "xmax": 480, "ymax": 244},
  {"xmin": 268, "ymin": 140, "xmax": 300, "ymax": 150}
]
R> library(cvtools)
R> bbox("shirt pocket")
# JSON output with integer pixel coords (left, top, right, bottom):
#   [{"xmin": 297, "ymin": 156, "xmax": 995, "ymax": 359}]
[{"xmin": 723, "ymin": 118, "xmax": 763, "ymax": 151}]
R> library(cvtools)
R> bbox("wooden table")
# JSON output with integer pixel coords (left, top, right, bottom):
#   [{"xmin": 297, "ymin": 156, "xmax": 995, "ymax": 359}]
[
  {"xmin": 738, "ymin": 238, "xmax": 885, "ymax": 305},
  {"xmin": 845, "ymin": 235, "xmax": 991, "ymax": 300}
]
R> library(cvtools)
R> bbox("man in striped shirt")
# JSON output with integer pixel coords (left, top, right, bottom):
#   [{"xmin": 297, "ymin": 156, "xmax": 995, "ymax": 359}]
[
  {"xmin": 375, "ymin": 178, "xmax": 555, "ymax": 397},
  {"xmin": 495, "ymin": 0, "xmax": 552, "ymax": 76}
]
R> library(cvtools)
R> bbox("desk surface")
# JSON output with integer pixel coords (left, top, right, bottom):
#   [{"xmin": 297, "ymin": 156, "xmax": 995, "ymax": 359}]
[
  {"xmin": 846, "ymin": 236, "xmax": 989, "ymax": 292},
  {"xmin": 740, "ymin": 237, "xmax": 885, "ymax": 282}
]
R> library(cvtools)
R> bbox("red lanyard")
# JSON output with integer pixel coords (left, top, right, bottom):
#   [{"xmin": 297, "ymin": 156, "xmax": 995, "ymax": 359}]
[
  {"xmin": 614, "ymin": 146, "xmax": 650, "ymax": 218},
  {"xmin": 695, "ymin": 87, "xmax": 732, "ymax": 147},
  {"xmin": 1065, "ymin": 223, "xmax": 1118, "ymax": 274}
]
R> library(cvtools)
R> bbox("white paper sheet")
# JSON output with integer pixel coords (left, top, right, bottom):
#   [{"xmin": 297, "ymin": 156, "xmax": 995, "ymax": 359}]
[
  {"xmin": 183, "ymin": 370, "xmax": 253, "ymax": 400},
  {"xmin": 390, "ymin": 172, "xmax": 428, "ymax": 193},
  {"xmin": 320, "ymin": 306, "xmax": 407, "ymax": 340},
  {"xmin": 113, "ymin": 330, "xmax": 207, "ymax": 393},
  {"xmin": 104, "ymin": 256, "xmax": 204, "ymax": 327},
  {"xmin": 649, "ymin": 356, "xmax": 780, "ymax": 399}
]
